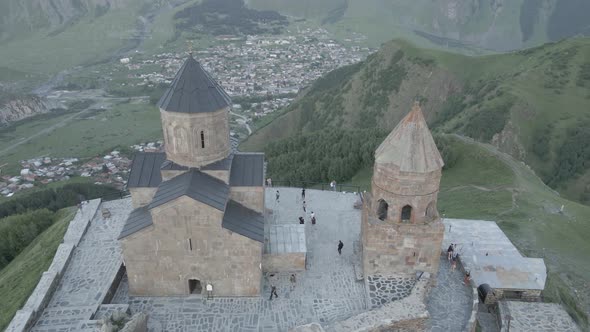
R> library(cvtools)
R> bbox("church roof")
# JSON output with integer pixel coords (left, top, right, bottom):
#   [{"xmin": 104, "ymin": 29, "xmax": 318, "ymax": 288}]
[
  {"xmin": 149, "ymin": 169, "xmax": 229, "ymax": 211},
  {"xmin": 222, "ymin": 200, "xmax": 264, "ymax": 242},
  {"xmin": 157, "ymin": 56, "xmax": 231, "ymax": 114},
  {"xmin": 127, "ymin": 152, "xmax": 166, "ymax": 188},
  {"xmin": 118, "ymin": 207, "xmax": 153, "ymax": 240},
  {"xmin": 230, "ymin": 153, "xmax": 265, "ymax": 186},
  {"xmin": 374, "ymin": 102, "xmax": 444, "ymax": 173}
]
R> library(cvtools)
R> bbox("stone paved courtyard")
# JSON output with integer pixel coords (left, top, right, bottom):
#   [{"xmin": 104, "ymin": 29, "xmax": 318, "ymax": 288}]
[
  {"xmin": 21, "ymin": 188, "xmax": 477, "ymax": 331},
  {"xmin": 426, "ymin": 256, "xmax": 473, "ymax": 332}
]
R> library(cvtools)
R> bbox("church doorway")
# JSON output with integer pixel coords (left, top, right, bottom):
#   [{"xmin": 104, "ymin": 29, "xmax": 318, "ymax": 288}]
[
  {"xmin": 377, "ymin": 199, "xmax": 388, "ymax": 220},
  {"xmin": 401, "ymin": 205, "xmax": 412, "ymax": 223},
  {"xmin": 189, "ymin": 279, "xmax": 202, "ymax": 295}
]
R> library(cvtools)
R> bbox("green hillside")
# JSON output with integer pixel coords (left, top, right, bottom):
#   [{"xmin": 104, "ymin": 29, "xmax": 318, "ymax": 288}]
[
  {"xmin": 0, "ymin": 207, "xmax": 74, "ymax": 330},
  {"xmin": 242, "ymin": 37, "xmax": 590, "ymax": 205},
  {"xmin": 247, "ymin": 0, "xmax": 590, "ymax": 51}
]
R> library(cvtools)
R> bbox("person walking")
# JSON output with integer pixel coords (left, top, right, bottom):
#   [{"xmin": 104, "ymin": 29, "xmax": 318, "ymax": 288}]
[
  {"xmin": 276, "ymin": 190, "xmax": 280, "ymax": 202},
  {"xmin": 447, "ymin": 243, "xmax": 454, "ymax": 260},
  {"xmin": 338, "ymin": 240, "xmax": 344, "ymax": 255},
  {"xmin": 451, "ymin": 252, "xmax": 458, "ymax": 271},
  {"xmin": 269, "ymin": 285, "xmax": 278, "ymax": 300},
  {"xmin": 299, "ymin": 216, "xmax": 305, "ymax": 225},
  {"xmin": 311, "ymin": 211, "xmax": 316, "ymax": 225},
  {"xmin": 463, "ymin": 271, "xmax": 471, "ymax": 286},
  {"xmin": 267, "ymin": 178, "xmax": 272, "ymax": 187},
  {"xmin": 290, "ymin": 274, "xmax": 296, "ymax": 284},
  {"xmin": 301, "ymin": 188, "xmax": 306, "ymax": 200},
  {"xmin": 302, "ymin": 200, "xmax": 306, "ymax": 212},
  {"xmin": 330, "ymin": 180, "xmax": 336, "ymax": 191}
]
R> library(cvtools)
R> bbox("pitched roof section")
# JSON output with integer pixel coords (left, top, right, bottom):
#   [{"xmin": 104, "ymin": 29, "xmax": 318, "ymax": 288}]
[
  {"xmin": 118, "ymin": 207, "xmax": 153, "ymax": 239},
  {"xmin": 127, "ymin": 152, "xmax": 166, "ymax": 188},
  {"xmin": 222, "ymin": 200, "xmax": 264, "ymax": 243},
  {"xmin": 149, "ymin": 169, "xmax": 229, "ymax": 211},
  {"xmin": 157, "ymin": 56, "xmax": 231, "ymax": 114},
  {"xmin": 160, "ymin": 159, "xmax": 188, "ymax": 171},
  {"xmin": 374, "ymin": 102, "xmax": 444, "ymax": 173},
  {"xmin": 202, "ymin": 154, "xmax": 233, "ymax": 171},
  {"xmin": 230, "ymin": 153, "xmax": 264, "ymax": 186}
]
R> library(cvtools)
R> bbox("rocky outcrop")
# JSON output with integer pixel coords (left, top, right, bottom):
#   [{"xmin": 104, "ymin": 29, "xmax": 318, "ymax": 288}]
[{"xmin": 0, "ymin": 95, "xmax": 56, "ymax": 125}]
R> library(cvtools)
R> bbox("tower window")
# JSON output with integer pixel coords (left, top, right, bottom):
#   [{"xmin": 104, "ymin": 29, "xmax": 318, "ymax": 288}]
[
  {"xmin": 188, "ymin": 238, "xmax": 192, "ymax": 251},
  {"xmin": 377, "ymin": 199, "xmax": 388, "ymax": 220},
  {"xmin": 401, "ymin": 205, "xmax": 412, "ymax": 223},
  {"xmin": 200, "ymin": 131, "xmax": 205, "ymax": 148}
]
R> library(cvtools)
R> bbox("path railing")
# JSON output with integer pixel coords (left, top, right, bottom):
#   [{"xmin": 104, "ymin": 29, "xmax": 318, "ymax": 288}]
[{"xmin": 269, "ymin": 180, "xmax": 361, "ymax": 193}]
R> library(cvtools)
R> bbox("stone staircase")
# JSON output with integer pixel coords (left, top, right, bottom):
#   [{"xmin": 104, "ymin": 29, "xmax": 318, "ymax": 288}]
[
  {"xmin": 93, "ymin": 303, "xmax": 130, "ymax": 320},
  {"xmin": 477, "ymin": 302, "xmax": 500, "ymax": 332}
]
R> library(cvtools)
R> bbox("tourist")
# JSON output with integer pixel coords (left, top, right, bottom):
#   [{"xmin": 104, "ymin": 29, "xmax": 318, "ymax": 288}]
[
  {"xmin": 266, "ymin": 178, "xmax": 272, "ymax": 187},
  {"xmin": 463, "ymin": 271, "xmax": 471, "ymax": 286},
  {"xmin": 269, "ymin": 285, "xmax": 278, "ymax": 300},
  {"xmin": 338, "ymin": 240, "xmax": 344, "ymax": 255},
  {"xmin": 290, "ymin": 274, "xmax": 296, "ymax": 284},
  {"xmin": 301, "ymin": 188, "xmax": 306, "ymax": 200},
  {"xmin": 330, "ymin": 180, "xmax": 337, "ymax": 191},
  {"xmin": 299, "ymin": 216, "xmax": 305, "ymax": 225},
  {"xmin": 311, "ymin": 211, "xmax": 316, "ymax": 225},
  {"xmin": 302, "ymin": 200, "xmax": 306, "ymax": 212},
  {"xmin": 451, "ymin": 253, "xmax": 458, "ymax": 271},
  {"xmin": 447, "ymin": 243, "xmax": 454, "ymax": 260},
  {"xmin": 276, "ymin": 190, "xmax": 280, "ymax": 202}
]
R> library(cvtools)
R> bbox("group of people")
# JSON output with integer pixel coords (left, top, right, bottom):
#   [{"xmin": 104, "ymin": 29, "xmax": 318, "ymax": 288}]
[{"xmin": 447, "ymin": 243, "xmax": 471, "ymax": 285}]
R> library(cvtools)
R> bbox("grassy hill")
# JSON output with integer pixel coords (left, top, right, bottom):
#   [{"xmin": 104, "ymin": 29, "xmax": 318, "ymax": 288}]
[
  {"xmin": 242, "ymin": 37, "xmax": 590, "ymax": 205},
  {"xmin": 247, "ymin": 0, "xmax": 590, "ymax": 51},
  {"xmin": 0, "ymin": 207, "xmax": 75, "ymax": 330}
]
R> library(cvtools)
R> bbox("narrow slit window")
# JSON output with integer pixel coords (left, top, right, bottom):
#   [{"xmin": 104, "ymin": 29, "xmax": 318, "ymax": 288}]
[
  {"xmin": 200, "ymin": 131, "xmax": 205, "ymax": 148},
  {"xmin": 188, "ymin": 238, "xmax": 192, "ymax": 251}
]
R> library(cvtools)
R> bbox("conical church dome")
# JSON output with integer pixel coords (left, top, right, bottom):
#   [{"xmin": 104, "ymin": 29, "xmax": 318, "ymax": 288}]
[{"xmin": 374, "ymin": 102, "xmax": 444, "ymax": 173}]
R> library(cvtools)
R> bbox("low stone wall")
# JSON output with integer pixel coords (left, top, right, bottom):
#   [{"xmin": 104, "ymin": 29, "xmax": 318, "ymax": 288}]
[
  {"xmin": 324, "ymin": 273, "xmax": 432, "ymax": 332},
  {"xmin": 262, "ymin": 253, "xmax": 306, "ymax": 272},
  {"xmin": 5, "ymin": 199, "xmax": 101, "ymax": 332}
]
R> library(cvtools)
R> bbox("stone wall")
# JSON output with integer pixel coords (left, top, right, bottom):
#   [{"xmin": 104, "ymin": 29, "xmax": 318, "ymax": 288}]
[
  {"xmin": 325, "ymin": 273, "xmax": 432, "ymax": 331},
  {"xmin": 203, "ymin": 170, "xmax": 230, "ymax": 183},
  {"xmin": 161, "ymin": 169, "xmax": 187, "ymax": 182},
  {"xmin": 262, "ymin": 253, "xmax": 306, "ymax": 273},
  {"xmin": 6, "ymin": 200, "xmax": 101, "ymax": 332},
  {"xmin": 362, "ymin": 198, "xmax": 444, "ymax": 277},
  {"xmin": 230, "ymin": 186, "xmax": 264, "ymax": 213},
  {"xmin": 121, "ymin": 196, "xmax": 262, "ymax": 297},
  {"xmin": 371, "ymin": 164, "xmax": 441, "ymax": 224},
  {"xmin": 160, "ymin": 108, "xmax": 231, "ymax": 168},
  {"xmin": 129, "ymin": 188, "xmax": 157, "ymax": 208}
]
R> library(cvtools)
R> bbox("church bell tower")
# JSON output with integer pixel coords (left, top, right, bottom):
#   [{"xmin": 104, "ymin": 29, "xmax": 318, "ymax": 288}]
[{"xmin": 362, "ymin": 102, "xmax": 445, "ymax": 277}]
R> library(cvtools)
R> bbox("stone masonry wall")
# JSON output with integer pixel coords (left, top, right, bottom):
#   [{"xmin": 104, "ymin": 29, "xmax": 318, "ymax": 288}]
[
  {"xmin": 129, "ymin": 188, "xmax": 157, "ymax": 208},
  {"xmin": 203, "ymin": 170, "xmax": 230, "ymax": 184},
  {"xmin": 262, "ymin": 253, "xmax": 306, "ymax": 273},
  {"xmin": 362, "ymin": 198, "xmax": 444, "ymax": 276},
  {"xmin": 230, "ymin": 186, "xmax": 265, "ymax": 213},
  {"xmin": 160, "ymin": 108, "xmax": 230, "ymax": 168},
  {"xmin": 121, "ymin": 196, "xmax": 262, "ymax": 297},
  {"xmin": 161, "ymin": 169, "xmax": 187, "ymax": 182},
  {"xmin": 6, "ymin": 200, "xmax": 101, "ymax": 332},
  {"xmin": 371, "ymin": 164, "xmax": 441, "ymax": 224}
]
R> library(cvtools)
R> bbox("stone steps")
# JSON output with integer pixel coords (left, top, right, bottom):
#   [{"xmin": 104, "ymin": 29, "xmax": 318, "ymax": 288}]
[
  {"xmin": 93, "ymin": 303, "xmax": 130, "ymax": 319},
  {"xmin": 31, "ymin": 305, "xmax": 96, "ymax": 330},
  {"xmin": 477, "ymin": 311, "xmax": 500, "ymax": 332}
]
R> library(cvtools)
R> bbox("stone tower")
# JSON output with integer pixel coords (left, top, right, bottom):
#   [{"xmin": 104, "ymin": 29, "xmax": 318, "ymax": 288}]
[
  {"xmin": 158, "ymin": 55, "xmax": 231, "ymax": 168},
  {"xmin": 362, "ymin": 102, "xmax": 445, "ymax": 277}
]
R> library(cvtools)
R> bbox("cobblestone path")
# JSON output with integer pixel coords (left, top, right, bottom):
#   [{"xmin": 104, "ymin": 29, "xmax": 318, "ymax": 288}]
[
  {"xmin": 31, "ymin": 199, "xmax": 132, "ymax": 332},
  {"xmin": 426, "ymin": 257, "xmax": 473, "ymax": 332},
  {"xmin": 119, "ymin": 188, "xmax": 369, "ymax": 331}
]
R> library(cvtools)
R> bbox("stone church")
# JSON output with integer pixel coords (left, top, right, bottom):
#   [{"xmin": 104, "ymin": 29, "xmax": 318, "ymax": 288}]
[
  {"xmin": 362, "ymin": 102, "xmax": 445, "ymax": 277},
  {"xmin": 118, "ymin": 55, "xmax": 265, "ymax": 297}
]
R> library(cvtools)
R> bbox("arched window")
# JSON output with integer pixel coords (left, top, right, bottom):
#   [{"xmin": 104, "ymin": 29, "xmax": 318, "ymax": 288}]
[
  {"xmin": 166, "ymin": 127, "xmax": 175, "ymax": 153},
  {"xmin": 401, "ymin": 205, "xmax": 412, "ymax": 223},
  {"xmin": 426, "ymin": 201, "xmax": 437, "ymax": 218},
  {"xmin": 377, "ymin": 199, "xmax": 388, "ymax": 220},
  {"xmin": 200, "ymin": 131, "xmax": 205, "ymax": 149}
]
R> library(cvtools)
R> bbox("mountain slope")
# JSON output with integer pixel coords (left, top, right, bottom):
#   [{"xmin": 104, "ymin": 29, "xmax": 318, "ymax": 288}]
[
  {"xmin": 242, "ymin": 37, "xmax": 590, "ymax": 205},
  {"xmin": 247, "ymin": 0, "xmax": 590, "ymax": 51}
]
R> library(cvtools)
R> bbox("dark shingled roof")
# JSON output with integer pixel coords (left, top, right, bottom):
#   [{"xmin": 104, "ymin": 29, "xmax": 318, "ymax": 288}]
[
  {"xmin": 222, "ymin": 200, "xmax": 264, "ymax": 242},
  {"xmin": 230, "ymin": 153, "xmax": 264, "ymax": 187},
  {"xmin": 149, "ymin": 169, "xmax": 229, "ymax": 211},
  {"xmin": 157, "ymin": 56, "xmax": 231, "ymax": 114},
  {"xmin": 118, "ymin": 207, "xmax": 153, "ymax": 239},
  {"xmin": 202, "ymin": 154, "xmax": 233, "ymax": 171},
  {"xmin": 160, "ymin": 159, "xmax": 188, "ymax": 171},
  {"xmin": 127, "ymin": 152, "xmax": 166, "ymax": 188}
]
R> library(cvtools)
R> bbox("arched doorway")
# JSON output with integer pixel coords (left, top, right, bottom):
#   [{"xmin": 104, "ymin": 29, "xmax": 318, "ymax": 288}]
[
  {"xmin": 401, "ymin": 205, "xmax": 412, "ymax": 223},
  {"xmin": 188, "ymin": 279, "xmax": 202, "ymax": 295},
  {"xmin": 377, "ymin": 199, "xmax": 388, "ymax": 220}
]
